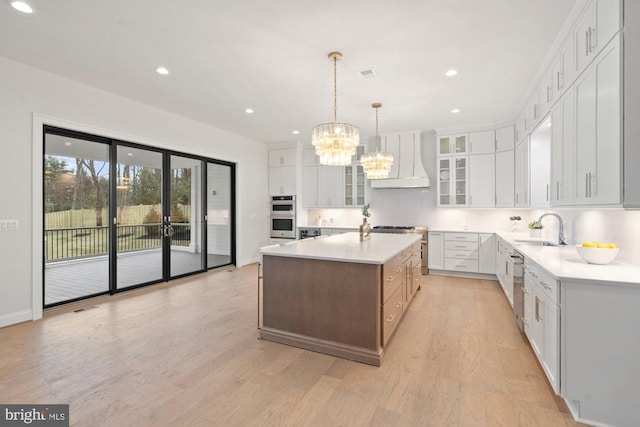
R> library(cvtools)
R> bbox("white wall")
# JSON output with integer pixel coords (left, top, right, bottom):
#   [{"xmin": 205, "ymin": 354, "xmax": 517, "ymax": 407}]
[{"xmin": 0, "ymin": 56, "xmax": 269, "ymax": 327}]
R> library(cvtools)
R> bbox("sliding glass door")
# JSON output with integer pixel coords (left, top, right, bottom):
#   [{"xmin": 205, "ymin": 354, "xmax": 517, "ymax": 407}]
[
  {"xmin": 43, "ymin": 126, "xmax": 236, "ymax": 308},
  {"xmin": 115, "ymin": 145, "xmax": 164, "ymax": 289},
  {"xmin": 169, "ymin": 155, "xmax": 205, "ymax": 277},
  {"xmin": 44, "ymin": 132, "xmax": 111, "ymax": 305}
]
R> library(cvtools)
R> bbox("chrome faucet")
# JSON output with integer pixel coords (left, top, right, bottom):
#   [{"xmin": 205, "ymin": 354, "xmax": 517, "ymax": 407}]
[{"xmin": 535, "ymin": 213, "xmax": 567, "ymax": 246}]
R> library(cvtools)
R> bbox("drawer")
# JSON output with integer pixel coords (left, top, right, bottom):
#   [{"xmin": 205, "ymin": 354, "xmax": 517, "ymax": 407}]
[
  {"xmin": 444, "ymin": 249, "xmax": 478, "ymax": 260},
  {"xmin": 382, "ymin": 284, "xmax": 404, "ymax": 345},
  {"xmin": 524, "ymin": 263, "xmax": 559, "ymax": 305},
  {"xmin": 410, "ymin": 252, "xmax": 421, "ymax": 268},
  {"xmin": 444, "ymin": 232, "xmax": 479, "ymax": 243},
  {"xmin": 382, "ymin": 260, "xmax": 404, "ymax": 303},
  {"xmin": 444, "ymin": 240, "xmax": 478, "ymax": 251},
  {"xmin": 444, "ymin": 258, "xmax": 478, "ymax": 272}
]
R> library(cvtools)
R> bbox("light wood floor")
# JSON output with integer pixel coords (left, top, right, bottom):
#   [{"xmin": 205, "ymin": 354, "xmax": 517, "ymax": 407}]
[{"xmin": 0, "ymin": 265, "xmax": 583, "ymax": 426}]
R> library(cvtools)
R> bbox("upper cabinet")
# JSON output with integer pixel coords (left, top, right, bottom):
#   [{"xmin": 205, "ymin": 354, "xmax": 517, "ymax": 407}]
[
  {"xmin": 551, "ymin": 87, "xmax": 576, "ymax": 206},
  {"xmin": 269, "ymin": 147, "xmax": 296, "ymax": 196},
  {"xmin": 438, "ymin": 134, "xmax": 468, "ymax": 156},
  {"xmin": 575, "ymin": 0, "xmax": 620, "ymax": 74},
  {"xmin": 574, "ymin": 35, "xmax": 621, "ymax": 205},
  {"xmin": 495, "ymin": 125, "xmax": 515, "ymax": 152},
  {"xmin": 469, "ymin": 130, "xmax": 495, "ymax": 154},
  {"xmin": 551, "ymin": 33, "xmax": 576, "ymax": 102},
  {"xmin": 269, "ymin": 148, "xmax": 296, "ymax": 168},
  {"xmin": 437, "ymin": 156, "xmax": 468, "ymax": 207}
]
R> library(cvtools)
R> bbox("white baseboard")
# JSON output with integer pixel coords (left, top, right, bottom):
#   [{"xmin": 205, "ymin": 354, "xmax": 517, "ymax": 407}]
[
  {"xmin": 238, "ymin": 257, "xmax": 259, "ymax": 268},
  {"xmin": 0, "ymin": 309, "xmax": 33, "ymax": 328},
  {"xmin": 428, "ymin": 270, "xmax": 498, "ymax": 281}
]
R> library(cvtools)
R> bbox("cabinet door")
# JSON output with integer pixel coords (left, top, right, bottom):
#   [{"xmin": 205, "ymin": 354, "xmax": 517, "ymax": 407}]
[
  {"xmin": 531, "ymin": 285, "xmax": 545, "ymax": 359},
  {"xmin": 515, "ymin": 140, "xmax": 529, "ymax": 207},
  {"xmin": 469, "ymin": 153, "xmax": 495, "ymax": 208},
  {"xmin": 523, "ymin": 274, "xmax": 534, "ymax": 340},
  {"xmin": 303, "ymin": 166, "xmax": 318, "ymax": 207},
  {"xmin": 551, "ymin": 88, "xmax": 575, "ymax": 206},
  {"xmin": 542, "ymin": 298, "xmax": 559, "ymax": 393},
  {"xmin": 453, "ymin": 156, "xmax": 469, "ymax": 206},
  {"xmin": 495, "ymin": 125, "xmax": 515, "ymax": 152},
  {"xmin": 317, "ymin": 165, "xmax": 343, "ymax": 207},
  {"xmin": 552, "ymin": 33, "xmax": 575, "ymax": 100},
  {"xmin": 269, "ymin": 167, "xmax": 295, "ymax": 195},
  {"xmin": 575, "ymin": 37, "xmax": 620, "ymax": 205},
  {"xmin": 437, "ymin": 158, "xmax": 452, "ymax": 206},
  {"xmin": 478, "ymin": 233, "xmax": 496, "ymax": 274},
  {"xmin": 495, "ymin": 150, "xmax": 515, "ymax": 208},
  {"xmin": 575, "ymin": 0, "xmax": 620, "ymax": 74},
  {"xmin": 427, "ymin": 232, "xmax": 444, "ymax": 270},
  {"xmin": 529, "ymin": 121, "xmax": 551, "ymax": 209},
  {"xmin": 343, "ymin": 165, "xmax": 365, "ymax": 207},
  {"xmin": 469, "ymin": 130, "xmax": 495, "ymax": 154},
  {"xmin": 269, "ymin": 148, "xmax": 296, "ymax": 167}
]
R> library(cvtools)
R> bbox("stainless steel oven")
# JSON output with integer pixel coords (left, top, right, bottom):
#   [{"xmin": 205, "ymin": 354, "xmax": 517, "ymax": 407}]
[{"xmin": 270, "ymin": 195, "xmax": 296, "ymax": 239}]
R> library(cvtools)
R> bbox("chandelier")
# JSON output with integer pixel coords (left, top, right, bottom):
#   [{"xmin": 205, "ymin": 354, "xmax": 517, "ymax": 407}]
[
  {"xmin": 312, "ymin": 52, "xmax": 360, "ymax": 166},
  {"xmin": 361, "ymin": 103, "xmax": 393, "ymax": 179}
]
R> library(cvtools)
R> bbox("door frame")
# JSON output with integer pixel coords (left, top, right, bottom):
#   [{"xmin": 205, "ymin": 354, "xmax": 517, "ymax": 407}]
[{"xmin": 34, "ymin": 114, "xmax": 236, "ymax": 315}]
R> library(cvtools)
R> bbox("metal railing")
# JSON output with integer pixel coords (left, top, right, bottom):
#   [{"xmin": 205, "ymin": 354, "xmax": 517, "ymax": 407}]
[{"xmin": 45, "ymin": 223, "xmax": 192, "ymax": 261}]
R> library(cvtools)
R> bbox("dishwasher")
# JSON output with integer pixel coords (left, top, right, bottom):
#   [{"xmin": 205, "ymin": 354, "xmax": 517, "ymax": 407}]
[{"xmin": 510, "ymin": 250, "xmax": 525, "ymax": 332}]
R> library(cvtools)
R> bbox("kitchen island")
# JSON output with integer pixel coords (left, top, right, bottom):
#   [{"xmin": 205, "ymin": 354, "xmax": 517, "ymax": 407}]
[{"xmin": 259, "ymin": 232, "xmax": 422, "ymax": 366}]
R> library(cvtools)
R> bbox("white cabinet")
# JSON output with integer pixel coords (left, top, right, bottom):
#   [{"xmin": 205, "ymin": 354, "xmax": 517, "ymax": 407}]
[
  {"xmin": 495, "ymin": 150, "xmax": 515, "ymax": 208},
  {"xmin": 316, "ymin": 165, "xmax": 343, "ymax": 208},
  {"xmin": 437, "ymin": 156, "xmax": 468, "ymax": 207},
  {"xmin": 303, "ymin": 166, "xmax": 318, "ymax": 207},
  {"xmin": 551, "ymin": 33, "xmax": 575, "ymax": 102},
  {"xmin": 495, "ymin": 125, "xmax": 515, "ymax": 152},
  {"xmin": 269, "ymin": 148, "xmax": 296, "ymax": 167},
  {"xmin": 443, "ymin": 232, "xmax": 479, "ymax": 273},
  {"xmin": 469, "ymin": 153, "xmax": 495, "ymax": 208},
  {"xmin": 524, "ymin": 262, "xmax": 560, "ymax": 393},
  {"xmin": 269, "ymin": 166, "xmax": 295, "ymax": 196},
  {"xmin": 438, "ymin": 134, "xmax": 468, "ymax": 155},
  {"xmin": 574, "ymin": 35, "xmax": 621, "ymax": 205},
  {"xmin": 551, "ymin": 88, "xmax": 576, "ymax": 206},
  {"xmin": 478, "ymin": 233, "xmax": 496, "ymax": 275},
  {"xmin": 575, "ymin": 0, "xmax": 621, "ymax": 74},
  {"xmin": 514, "ymin": 139, "xmax": 529, "ymax": 207},
  {"xmin": 303, "ymin": 147, "xmax": 318, "ymax": 166},
  {"xmin": 269, "ymin": 147, "xmax": 297, "ymax": 196},
  {"xmin": 469, "ymin": 130, "xmax": 495, "ymax": 154},
  {"xmin": 529, "ymin": 120, "xmax": 551, "ymax": 209},
  {"xmin": 427, "ymin": 232, "xmax": 444, "ymax": 270},
  {"xmin": 344, "ymin": 164, "xmax": 365, "ymax": 207}
]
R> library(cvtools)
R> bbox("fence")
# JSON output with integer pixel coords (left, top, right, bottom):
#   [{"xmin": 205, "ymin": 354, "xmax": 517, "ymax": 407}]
[
  {"xmin": 45, "ymin": 205, "xmax": 192, "ymax": 228},
  {"xmin": 45, "ymin": 223, "xmax": 192, "ymax": 261}
]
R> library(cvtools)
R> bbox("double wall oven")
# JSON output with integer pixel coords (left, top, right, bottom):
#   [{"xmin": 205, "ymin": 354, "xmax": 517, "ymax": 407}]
[{"xmin": 270, "ymin": 195, "xmax": 296, "ymax": 239}]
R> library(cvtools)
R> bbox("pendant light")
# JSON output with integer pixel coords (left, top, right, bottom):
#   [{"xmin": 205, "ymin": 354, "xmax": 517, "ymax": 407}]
[
  {"xmin": 361, "ymin": 103, "xmax": 393, "ymax": 179},
  {"xmin": 311, "ymin": 52, "xmax": 360, "ymax": 166}
]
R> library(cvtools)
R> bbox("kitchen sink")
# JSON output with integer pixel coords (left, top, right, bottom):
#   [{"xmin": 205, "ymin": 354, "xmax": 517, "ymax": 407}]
[{"xmin": 514, "ymin": 239, "xmax": 558, "ymax": 247}]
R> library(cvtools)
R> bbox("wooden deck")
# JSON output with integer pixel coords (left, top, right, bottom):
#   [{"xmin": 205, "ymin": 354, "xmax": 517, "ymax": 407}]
[{"xmin": 45, "ymin": 249, "xmax": 231, "ymax": 305}]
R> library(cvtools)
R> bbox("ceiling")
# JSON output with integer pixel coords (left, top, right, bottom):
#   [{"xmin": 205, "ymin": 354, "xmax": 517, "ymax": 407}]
[{"xmin": 0, "ymin": 0, "xmax": 577, "ymax": 144}]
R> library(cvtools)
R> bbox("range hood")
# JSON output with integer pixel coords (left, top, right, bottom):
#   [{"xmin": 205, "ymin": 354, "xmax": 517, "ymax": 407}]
[{"xmin": 370, "ymin": 131, "xmax": 431, "ymax": 189}]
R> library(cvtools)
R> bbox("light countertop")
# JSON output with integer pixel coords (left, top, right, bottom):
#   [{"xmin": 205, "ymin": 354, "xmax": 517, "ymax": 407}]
[
  {"xmin": 260, "ymin": 232, "xmax": 421, "ymax": 264},
  {"xmin": 496, "ymin": 232, "xmax": 640, "ymax": 286}
]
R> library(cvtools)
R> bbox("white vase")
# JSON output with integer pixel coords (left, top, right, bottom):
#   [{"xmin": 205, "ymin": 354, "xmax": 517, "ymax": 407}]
[{"xmin": 530, "ymin": 228, "xmax": 542, "ymax": 238}]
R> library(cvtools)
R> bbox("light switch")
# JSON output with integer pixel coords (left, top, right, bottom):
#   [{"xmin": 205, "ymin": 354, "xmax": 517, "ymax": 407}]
[{"xmin": 0, "ymin": 219, "xmax": 19, "ymax": 231}]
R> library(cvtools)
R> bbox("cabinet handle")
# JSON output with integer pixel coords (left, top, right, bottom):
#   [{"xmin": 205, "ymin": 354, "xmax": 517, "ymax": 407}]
[
  {"xmin": 557, "ymin": 71, "xmax": 562, "ymax": 90},
  {"xmin": 396, "ymin": 302, "xmax": 403, "ymax": 309},
  {"xmin": 386, "ymin": 314, "xmax": 395, "ymax": 323},
  {"xmin": 525, "ymin": 190, "xmax": 528, "ymax": 204},
  {"xmin": 535, "ymin": 296, "xmax": 544, "ymax": 321},
  {"xmin": 386, "ymin": 276, "xmax": 395, "ymax": 282},
  {"xmin": 546, "ymin": 184, "xmax": 549, "ymax": 202},
  {"xmin": 589, "ymin": 173, "xmax": 596, "ymax": 197},
  {"xmin": 455, "ymin": 245, "xmax": 466, "ymax": 248},
  {"xmin": 556, "ymin": 181, "xmax": 560, "ymax": 201},
  {"xmin": 396, "ymin": 267, "xmax": 403, "ymax": 273},
  {"xmin": 585, "ymin": 173, "xmax": 590, "ymax": 198},
  {"xmin": 505, "ymin": 261, "xmax": 509, "ymax": 276},
  {"xmin": 546, "ymin": 85, "xmax": 551, "ymax": 103},
  {"xmin": 522, "ymin": 317, "xmax": 529, "ymax": 326},
  {"xmin": 585, "ymin": 29, "xmax": 590, "ymax": 56},
  {"xmin": 531, "ymin": 271, "xmax": 539, "ymax": 278},
  {"xmin": 588, "ymin": 26, "xmax": 595, "ymax": 52},
  {"xmin": 541, "ymin": 281, "xmax": 552, "ymax": 290},
  {"xmin": 522, "ymin": 286, "xmax": 530, "ymax": 294}
]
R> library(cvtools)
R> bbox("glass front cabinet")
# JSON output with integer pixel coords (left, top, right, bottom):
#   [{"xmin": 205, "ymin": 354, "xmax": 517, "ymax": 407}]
[
  {"xmin": 344, "ymin": 164, "xmax": 365, "ymax": 207},
  {"xmin": 437, "ymin": 155, "xmax": 469, "ymax": 207}
]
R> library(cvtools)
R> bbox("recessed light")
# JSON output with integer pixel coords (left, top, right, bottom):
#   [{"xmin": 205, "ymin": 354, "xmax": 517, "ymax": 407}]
[
  {"xmin": 245, "ymin": 108, "xmax": 254, "ymax": 114},
  {"xmin": 64, "ymin": 141, "xmax": 72, "ymax": 147},
  {"xmin": 10, "ymin": 1, "xmax": 33, "ymax": 13},
  {"xmin": 127, "ymin": 152, "xmax": 134, "ymax": 156},
  {"xmin": 292, "ymin": 130, "xmax": 300, "ymax": 135},
  {"xmin": 451, "ymin": 108, "xmax": 460, "ymax": 114},
  {"xmin": 155, "ymin": 66, "xmax": 169, "ymax": 75},
  {"xmin": 445, "ymin": 69, "xmax": 458, "ymax": 77}
]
